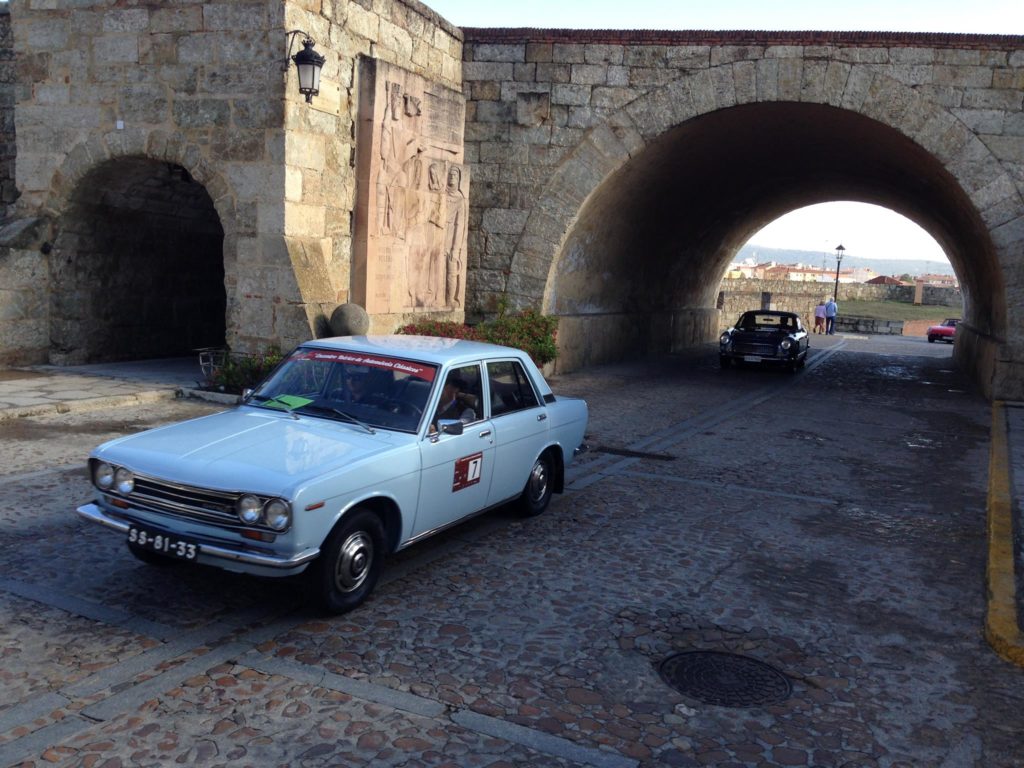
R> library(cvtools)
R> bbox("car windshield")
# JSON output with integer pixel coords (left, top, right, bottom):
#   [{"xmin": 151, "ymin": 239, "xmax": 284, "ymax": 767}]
[
  {"xmin": 738, "ymin": 313, "xmax": 795, "ymax": 331},
  {"xmin": 247, "ymin": 348, "xmax": 438, "ymax": 433}
]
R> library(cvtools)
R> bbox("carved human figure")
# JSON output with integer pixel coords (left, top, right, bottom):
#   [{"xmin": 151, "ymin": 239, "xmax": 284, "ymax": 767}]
[{"xmin": 444, "ymin": 165, "xmax": 467, "ymax": 308}]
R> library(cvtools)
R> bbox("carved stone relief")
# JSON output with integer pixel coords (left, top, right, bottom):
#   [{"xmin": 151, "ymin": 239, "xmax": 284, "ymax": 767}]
[{"xmin": 354, "ymin": 59, "xmax": 468, "ymax": 316}]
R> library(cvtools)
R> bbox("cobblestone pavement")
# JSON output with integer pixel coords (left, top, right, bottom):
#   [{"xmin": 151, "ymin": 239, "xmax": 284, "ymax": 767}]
[{"xmin": 1, "ymin": 336, "xmax": 1022, "ymax": 767}]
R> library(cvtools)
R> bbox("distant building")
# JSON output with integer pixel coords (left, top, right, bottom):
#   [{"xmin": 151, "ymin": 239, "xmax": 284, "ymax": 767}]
[
  {"xmin": 918, "ymin": 272, "xmax": 960, "ymax": 288},
  {"xmin": 724, "ymin": 261, "xmax": 870, "ymax": 283},
  {"xmin": 866, "ymin": 275, "xmax": 907, "ymax": 285},
  {"xmin": 849, "ymin": 267, "xmax": 878, "ymax": 283}
]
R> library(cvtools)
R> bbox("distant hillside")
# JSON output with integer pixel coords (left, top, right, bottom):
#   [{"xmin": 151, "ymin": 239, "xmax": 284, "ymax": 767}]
[{"xmin": 738, "ymin": 245, "xmax": 956, "ymax": 277}]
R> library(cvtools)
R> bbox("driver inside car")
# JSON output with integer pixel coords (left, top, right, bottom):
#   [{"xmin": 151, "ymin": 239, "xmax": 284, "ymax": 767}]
[{"xmin": 431, "ymin": 372, "xmax": 478, "ymax": 433}]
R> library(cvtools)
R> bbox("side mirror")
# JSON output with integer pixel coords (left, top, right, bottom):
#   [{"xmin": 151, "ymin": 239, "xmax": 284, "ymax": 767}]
[
  {"xmin": 242, "ymin": 388, "xmax": 253, "ymax": 400},
  {"xmin": 438, "ymin": 419, "xmax": 464, "ymax": 436}
]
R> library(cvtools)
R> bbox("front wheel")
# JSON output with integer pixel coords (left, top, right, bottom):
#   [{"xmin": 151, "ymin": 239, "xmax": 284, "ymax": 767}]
[
  {"xmin": 517, "ymin": 453, "xmax": 554, "ymax": 517},
  {"xmin": 928, "ymin": 335, "xmax": 937, "ymax": 343},
  {"xmin": 309, "ymin": 508, "xmax": 385, "ymax": 614}
]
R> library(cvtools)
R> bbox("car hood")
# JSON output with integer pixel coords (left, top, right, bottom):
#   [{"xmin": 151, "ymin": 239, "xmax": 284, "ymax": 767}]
[{"xmin": 92, "ymin": 406, "xmax": 412, "ymax": 495}]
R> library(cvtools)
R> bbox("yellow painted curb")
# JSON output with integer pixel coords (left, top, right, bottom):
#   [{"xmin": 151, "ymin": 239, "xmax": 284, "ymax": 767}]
[{"xmin": 984, "ymin": 401, "xmax": 1024, "ymax": 666}]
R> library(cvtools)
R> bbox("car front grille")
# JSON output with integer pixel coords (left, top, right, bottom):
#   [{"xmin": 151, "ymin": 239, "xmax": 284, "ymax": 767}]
[
  {"xmin": 733, "ymin": 342, "xmax": 780, "ymax": 357},
  {"xmin": 123, "ymin": 476, "xmax": 240, "ymax": 527}
]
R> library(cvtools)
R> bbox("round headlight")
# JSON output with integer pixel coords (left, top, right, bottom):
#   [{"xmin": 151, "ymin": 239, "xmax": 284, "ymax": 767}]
[
  {"xmin": 780, "ymin": 339, "xmax": 792, "ymax": 350},
  {"xmin": 114, "ymin": 468, "xmax": 134, "ymax": 494},
  {"xmin": 719, "ymin": 332, "xmax": 731, "ymax": 345},
  {"xmin": 94, "ymin": 462, "xmax": 114, "ymax": 490},
  {"xmin": 264, "ymin": 499, "xmax": 291, "ymax": 531},
  {"xmin": 237, "ymin": 494, "xmax": 263, "ymax": 525}
]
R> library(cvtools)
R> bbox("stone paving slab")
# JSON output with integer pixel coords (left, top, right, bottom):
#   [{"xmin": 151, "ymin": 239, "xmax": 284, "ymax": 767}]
[{"xmin": 0, "ymin": 358, "xmax": 203, "ymax": 420}]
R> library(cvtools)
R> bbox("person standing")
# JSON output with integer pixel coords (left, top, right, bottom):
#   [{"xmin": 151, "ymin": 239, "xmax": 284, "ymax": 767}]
[
  {"xmin": 813, "ymin": 300, "xmax": 826, "ymax": 334},
  {"xmin": 824, "ymin": 297, "xmax": 838, "ymax": 335}
]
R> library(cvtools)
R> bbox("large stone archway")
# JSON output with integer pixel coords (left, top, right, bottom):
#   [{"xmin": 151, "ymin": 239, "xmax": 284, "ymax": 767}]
[{"xmin": 488, "ymin": 59, "xmax": 1021, "ymax": 397}]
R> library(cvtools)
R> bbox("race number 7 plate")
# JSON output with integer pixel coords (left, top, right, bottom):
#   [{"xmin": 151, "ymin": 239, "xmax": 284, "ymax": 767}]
[{"xmin": 127, "ymin": 526, "xmax": 199, "ymax": 561}]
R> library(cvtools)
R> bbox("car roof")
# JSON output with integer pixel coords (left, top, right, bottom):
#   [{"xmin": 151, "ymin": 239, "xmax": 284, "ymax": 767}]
[{"xmin": 299, "ymin": 335, "xmax": 531, "ymax": 366}]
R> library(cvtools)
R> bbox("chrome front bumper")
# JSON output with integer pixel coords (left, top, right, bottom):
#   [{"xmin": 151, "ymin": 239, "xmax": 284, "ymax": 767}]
[{"xmin": 76, "ymin": 503, "xmax": 320, "ymax": 570}]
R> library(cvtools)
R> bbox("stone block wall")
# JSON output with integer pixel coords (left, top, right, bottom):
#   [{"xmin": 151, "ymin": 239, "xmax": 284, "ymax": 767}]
[
  {"xmin": 718, "ymin": 278, "xmax": 961, "ymax": 333},
  {"xmin": 276, "ymin": 0, "xmax": 464, "ymax": 343},
  {"xmin": 0, "ymin": 5, "xmax": 15, "ymax": 214},
  {"xmin": 0, "ymin": 0, "xmax": 464, "ymax": 364}
]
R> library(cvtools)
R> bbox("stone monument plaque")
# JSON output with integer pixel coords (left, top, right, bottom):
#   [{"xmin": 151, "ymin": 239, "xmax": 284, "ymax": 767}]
[{"xmin": 354, "ymin": 58, "xmax": 468, "ymax": 316}]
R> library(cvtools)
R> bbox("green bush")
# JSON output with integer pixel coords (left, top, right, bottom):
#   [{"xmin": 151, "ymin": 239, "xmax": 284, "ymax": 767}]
[
  {"xmin": 210, "ymin": 346, "xmax": 283, "ymax": 393},
  {"xmin": 398, "ymin": 308, "xmax": 559, "ymax": 366}
]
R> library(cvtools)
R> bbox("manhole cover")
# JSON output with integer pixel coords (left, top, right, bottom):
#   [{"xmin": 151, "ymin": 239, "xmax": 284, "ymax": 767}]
[{"xmin": 659, "ymin": 651, "xmax": 792, "ymax": 707}]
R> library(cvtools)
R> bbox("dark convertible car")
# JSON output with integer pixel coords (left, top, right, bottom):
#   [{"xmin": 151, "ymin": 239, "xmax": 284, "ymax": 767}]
[{"xmin": 719, "ymin": 310, "xmax": 809, "ymax": 371}]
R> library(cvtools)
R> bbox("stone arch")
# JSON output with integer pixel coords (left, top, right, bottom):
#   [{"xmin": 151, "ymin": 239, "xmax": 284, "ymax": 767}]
[
  {"xmin": 45, "ymin": 131, "xmax": 238, "ymax": 364},
  {"xmin": 506, "ymin": 59, "xmax": 1022, "ymax": 395}
]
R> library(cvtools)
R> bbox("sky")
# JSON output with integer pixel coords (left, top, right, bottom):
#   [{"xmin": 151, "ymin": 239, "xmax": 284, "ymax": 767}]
[{"xmin": 426, "ymin": 0, "xmax": 1023, "ymax": 263}]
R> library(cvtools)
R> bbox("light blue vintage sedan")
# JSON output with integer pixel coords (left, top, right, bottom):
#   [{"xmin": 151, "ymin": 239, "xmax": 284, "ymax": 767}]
[{"xmin": 76, "ymin": 336, "xmax": 588, "ymax": 614}]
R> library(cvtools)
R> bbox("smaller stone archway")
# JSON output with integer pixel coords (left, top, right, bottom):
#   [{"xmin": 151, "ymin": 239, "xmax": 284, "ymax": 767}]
[{"xmin": 49, "ymin": 156, "xmax": 226, "ymax": 364}]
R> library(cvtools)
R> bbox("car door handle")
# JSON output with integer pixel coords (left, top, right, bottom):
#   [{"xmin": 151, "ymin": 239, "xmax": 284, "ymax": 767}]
[
  {"xmin": 537, "ymin": 413, "xmax": 547, "ymax": 421},
  {"xmin": 479, "ymin": 429, "xmax": 492, "ymax": 438}
]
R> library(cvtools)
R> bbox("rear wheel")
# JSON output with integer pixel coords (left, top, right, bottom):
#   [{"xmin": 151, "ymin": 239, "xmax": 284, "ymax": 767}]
[
  {"xmin": 309, "ymin": 508, "xmax": 385, "ymax": 614},
  {"xmin": 517, "ymin": 453, "xmax": 554, "ymax": 517}
]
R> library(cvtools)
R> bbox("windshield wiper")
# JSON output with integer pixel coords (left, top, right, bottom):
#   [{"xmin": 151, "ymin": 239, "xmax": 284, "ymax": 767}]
[{"xmin": 298, "ymin": 403, "xmax": 376, "ymax": 434}]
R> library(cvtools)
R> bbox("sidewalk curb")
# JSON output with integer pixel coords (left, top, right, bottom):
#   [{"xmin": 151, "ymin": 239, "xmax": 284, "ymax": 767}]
[
  {"xmin": 984, "ymin": 401, "xmax": 1024, "ymax": 666},
  {"xmin": 179, "ymin": 387, "xmax": 241, "ymax": 406},
  {"xmin": 0, "ymin": 389, "xmax": 178, "ymax": 421}
]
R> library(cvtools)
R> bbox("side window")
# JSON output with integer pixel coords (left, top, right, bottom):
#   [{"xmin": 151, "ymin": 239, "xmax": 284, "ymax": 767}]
[
  {"xmin": 488, "ymin": 360, "xmax": 540, "ymax": 417},
  {"xmin": 431, "ymin": 364, "xmax": 483, "ymax": 430}
]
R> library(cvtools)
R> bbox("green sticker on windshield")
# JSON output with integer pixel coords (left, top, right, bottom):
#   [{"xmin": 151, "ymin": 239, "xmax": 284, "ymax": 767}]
[{"xmin": 266, "ymin": 394, "xmax": 313, "ymax": 411}]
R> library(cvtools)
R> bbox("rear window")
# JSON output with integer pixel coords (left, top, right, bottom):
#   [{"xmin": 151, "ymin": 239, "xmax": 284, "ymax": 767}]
[
  {"xmin": 739, "ymin": 313, "xmax": 797, "ymax": 330},
  {"xmin": 487, "ymin": 360, "xmax": 540, "ymax": 417}
]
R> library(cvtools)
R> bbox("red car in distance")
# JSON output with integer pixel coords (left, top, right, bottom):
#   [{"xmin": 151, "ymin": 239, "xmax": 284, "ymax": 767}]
[{"xmin": 926, "ymin": 318, "xmax": 959, "ymax": 343}]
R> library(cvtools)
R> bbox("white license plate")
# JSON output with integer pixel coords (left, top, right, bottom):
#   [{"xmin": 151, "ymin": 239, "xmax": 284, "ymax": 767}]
[
  {"xmin": 743, "ymin": 356, "xmax": 763, "ymax": 363},
  {"xmin": 127, "ymin": 526, "xmax": 199, "ymax": 561}
]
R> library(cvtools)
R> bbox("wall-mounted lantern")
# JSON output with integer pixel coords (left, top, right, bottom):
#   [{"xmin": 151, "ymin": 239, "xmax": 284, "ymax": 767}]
[{"xmin": 284, "ymin": 31, "xmax": 325, "ymax": 104}]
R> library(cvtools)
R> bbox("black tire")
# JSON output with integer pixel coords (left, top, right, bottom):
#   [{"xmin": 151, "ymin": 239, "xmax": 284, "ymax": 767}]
[
  {"xmin": 928, "ymin": 335, "xmax": 936, "ymax": 343},
  {"xmin": 719, "ymin": 355, "xmax": 732, "ymax": 369},
  {"xmin": 517, "ymin": 453, "xmax": 554, "ymax": 517},
  {"xmin": 309, "ymin": 508, "xmax": 385, "ymax": 614},
  {"xmin": 127, "ymin": 542, "xmax": 182, "ymax": 567}
]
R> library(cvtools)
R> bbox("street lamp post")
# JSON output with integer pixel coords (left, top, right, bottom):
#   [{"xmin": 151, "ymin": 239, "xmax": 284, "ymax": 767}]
[{"xmin": 833, "ymin": 244, "xmax": 845, "ymax": 301}]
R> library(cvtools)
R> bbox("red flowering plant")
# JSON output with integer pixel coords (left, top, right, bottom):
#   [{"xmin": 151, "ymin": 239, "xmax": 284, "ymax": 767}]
[{"xmin": 398, "ymin": 307, "xmax": 558, "ymax": 366}]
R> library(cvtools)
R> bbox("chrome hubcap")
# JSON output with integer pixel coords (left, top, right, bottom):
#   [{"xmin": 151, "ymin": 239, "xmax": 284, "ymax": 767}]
[
  {"xmin": 334, "ymin": 531, "xmax": 373, "ymax": 593},
  {"xmin": 528, "ymin": 459, "xmax": 548, "ymax": 503}
]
